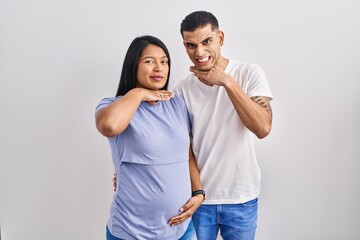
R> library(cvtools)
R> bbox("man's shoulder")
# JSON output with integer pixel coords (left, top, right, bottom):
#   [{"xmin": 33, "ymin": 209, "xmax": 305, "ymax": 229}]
[
  {"xmin": 227, "ymin": 59, "xmax": 259, "ymax": 70},
  {"xmin": 226, "ymin": 60, "xmax": 265, "ymax": 78},
  {"xmin": 172, "ymin": 74, "xmax": 194, "ymax": 91}
]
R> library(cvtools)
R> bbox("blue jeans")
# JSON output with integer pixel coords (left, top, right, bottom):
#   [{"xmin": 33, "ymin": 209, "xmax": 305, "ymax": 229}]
[
  {"xmin": 192, "ymin": 198, "xmax": 258, "ymax": 240},
  {"xmin": 106, "ymin": 226, "xmax": 122, "ymax": 240},
  {"xmin": 179, "ymin": 219, "xmax": 197, "ymax": 240},
  {"xmin": 106, "ymin": 220, "xmax": 197, "ymax": 240}
]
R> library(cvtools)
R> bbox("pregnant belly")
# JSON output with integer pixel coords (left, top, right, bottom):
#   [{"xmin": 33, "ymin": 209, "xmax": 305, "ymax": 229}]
[{"xmin": 114, "ymin": 161, "xmax": 191, "ymax": 227}]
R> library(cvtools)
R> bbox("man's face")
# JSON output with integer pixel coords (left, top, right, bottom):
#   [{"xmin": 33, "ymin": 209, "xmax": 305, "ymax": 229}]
[{"xmin": 182, "ymin": 24, "xmax": 224, "ymax": 71}]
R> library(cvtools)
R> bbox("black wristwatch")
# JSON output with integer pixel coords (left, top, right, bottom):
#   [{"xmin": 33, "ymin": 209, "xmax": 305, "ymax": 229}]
[{"xmin": 192, "ymin": 190, "xmax": 206, "ymax": 201}]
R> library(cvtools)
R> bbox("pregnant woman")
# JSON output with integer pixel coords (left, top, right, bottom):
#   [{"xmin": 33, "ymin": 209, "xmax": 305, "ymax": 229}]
[{"xmin": 95, "ymin": 35, "xmax": 204, "ymax": 240}]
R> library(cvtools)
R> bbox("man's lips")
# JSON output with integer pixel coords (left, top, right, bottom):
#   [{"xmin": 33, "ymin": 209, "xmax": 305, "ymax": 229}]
[
  {"xmin": 197, "ymin": 56, "xmax": 210, "ymax": 63},
  {"xmin": 196, "ymin": 56, "xmax": 211, "ymax": 67}
]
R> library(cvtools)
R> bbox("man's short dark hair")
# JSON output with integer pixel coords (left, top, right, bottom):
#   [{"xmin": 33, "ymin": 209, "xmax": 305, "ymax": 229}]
[{"xmin": 180, "ymin": 11, "xmax": 219, "ymax": 38}]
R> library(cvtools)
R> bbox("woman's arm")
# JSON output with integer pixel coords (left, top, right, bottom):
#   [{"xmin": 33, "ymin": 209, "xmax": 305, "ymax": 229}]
[
  {"xmin": 96, "ymin": 88, "xmax": 144, "ymax": 137},
  {"xmin": 96, "ymin": 88, "xmax": 174, "ymax": 137}
]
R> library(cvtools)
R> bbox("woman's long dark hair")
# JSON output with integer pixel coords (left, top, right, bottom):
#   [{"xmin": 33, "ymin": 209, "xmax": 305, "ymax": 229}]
[{"xmin": 115, "ymin": 35, "xmax": 171, "ymax": 96}]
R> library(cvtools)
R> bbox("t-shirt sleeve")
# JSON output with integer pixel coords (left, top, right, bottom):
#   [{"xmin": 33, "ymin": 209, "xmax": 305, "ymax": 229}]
[
  {"xmin": 246, "ymin": 64, "xmax": 273, "ymax": 100},
  {"xmin": 95, "ymin": 97, "xmax": 118, "ymax": 115}
]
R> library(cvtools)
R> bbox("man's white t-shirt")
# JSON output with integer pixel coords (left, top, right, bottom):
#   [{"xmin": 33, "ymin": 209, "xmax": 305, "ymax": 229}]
[{"xmin": 173, "ymin": 60, "xmax": 273, "ymax": 204}]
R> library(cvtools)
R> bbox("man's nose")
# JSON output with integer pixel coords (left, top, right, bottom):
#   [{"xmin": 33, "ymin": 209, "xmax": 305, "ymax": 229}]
[{"xmin": 195, "ymin": 46, "xmax": 205, "ymax": 56}]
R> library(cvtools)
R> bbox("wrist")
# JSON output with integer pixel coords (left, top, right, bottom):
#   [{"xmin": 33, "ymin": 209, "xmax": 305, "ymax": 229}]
[
  {"xmin": 128, "ymin": 88, "xmax": 145, "ymax": 100},
  {"xmin": 222, "ymin": 76, "xmax": 236, "ymax": 88},
  {"xmin": 192, "ymin": 189, "xmax": 206, "ymax": 201}
]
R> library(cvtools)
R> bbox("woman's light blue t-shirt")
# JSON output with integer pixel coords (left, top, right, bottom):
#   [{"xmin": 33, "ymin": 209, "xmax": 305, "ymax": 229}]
[{"xmin": 96, "ymin": 94, "xmax": 192, "ymax": 240}]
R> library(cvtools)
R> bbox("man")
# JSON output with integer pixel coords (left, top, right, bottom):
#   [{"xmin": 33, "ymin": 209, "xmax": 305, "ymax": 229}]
[{"xmin": 172, "ymin": 11, "xmax": 273, "ymax": 240}]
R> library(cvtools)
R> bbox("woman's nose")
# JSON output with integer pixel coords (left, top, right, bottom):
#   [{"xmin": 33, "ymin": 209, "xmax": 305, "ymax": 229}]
[{"xmin": 154, "ymin": 63, "xmax": 162, "ymax": 72}]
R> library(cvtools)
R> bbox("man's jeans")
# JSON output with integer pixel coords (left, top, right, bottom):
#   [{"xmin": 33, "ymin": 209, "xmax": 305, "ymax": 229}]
[{"xmin": 192, "ymin": 198, "xmax": 258, "ymax": 240}]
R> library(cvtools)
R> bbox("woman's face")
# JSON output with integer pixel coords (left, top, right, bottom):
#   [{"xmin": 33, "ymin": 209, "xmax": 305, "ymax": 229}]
[{"xmin": 136, "ymin": 44, "xmax": 169, "ymax": 90}]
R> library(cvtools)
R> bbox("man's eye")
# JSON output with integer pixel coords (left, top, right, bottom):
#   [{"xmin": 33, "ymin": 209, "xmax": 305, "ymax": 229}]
[
  {"xmin": 203, "ymin": 39, "xmax": 210, "ymax": 44},
  {"xmin": 186, "ymin": 43, "xmax": 196, "ymax": 48}
]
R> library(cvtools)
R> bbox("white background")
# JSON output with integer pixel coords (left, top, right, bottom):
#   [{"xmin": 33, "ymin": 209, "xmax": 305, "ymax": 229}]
[{"xmin": 1, "ymin": 0, "xmax": 359, "ymax": 239}]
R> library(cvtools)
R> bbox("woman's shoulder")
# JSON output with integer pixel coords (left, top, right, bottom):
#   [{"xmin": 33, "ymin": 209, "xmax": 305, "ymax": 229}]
[
  {"xmin": 95, "ymin": 96, "xmax": 121, "ymax": 113},
  {"xmin": 99, "ymin": 96, "xmax": 120, "ymax": 103}
]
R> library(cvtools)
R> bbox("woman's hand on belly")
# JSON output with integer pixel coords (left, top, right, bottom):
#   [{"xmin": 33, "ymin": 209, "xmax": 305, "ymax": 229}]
[{"xmin": 167, "ymin": 194, "xmax": 204, "ymax": 226}]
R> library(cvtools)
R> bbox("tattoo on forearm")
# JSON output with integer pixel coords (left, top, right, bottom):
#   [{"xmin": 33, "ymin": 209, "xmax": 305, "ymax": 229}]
[{"xmin": 251, "ymin": 96, "xmax": 272, "ymax": 116}]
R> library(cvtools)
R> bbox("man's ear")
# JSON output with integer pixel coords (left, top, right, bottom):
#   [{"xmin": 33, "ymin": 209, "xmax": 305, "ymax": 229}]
[{"xmin": 219, "ymin": 30, "xmax": 225, "ymax": 46}]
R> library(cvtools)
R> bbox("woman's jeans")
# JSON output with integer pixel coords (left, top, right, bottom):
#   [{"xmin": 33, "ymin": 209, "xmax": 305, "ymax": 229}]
[
  {"xmin": 106, "ymin": 219, "xmax": 197, "ymax": 240},
  {"xmin": 192, "ymin": 198, "xmax": 258, "ymax": 240}
]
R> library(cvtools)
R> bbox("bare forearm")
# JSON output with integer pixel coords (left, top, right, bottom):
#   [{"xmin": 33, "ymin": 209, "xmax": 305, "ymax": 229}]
[
  {"xmin": 189, "ymin": 145, "xmax": 202, "ymax": 191},
  {"xmin": 223, "ymin": 78, "xmax": 272, "ymax": 139}
]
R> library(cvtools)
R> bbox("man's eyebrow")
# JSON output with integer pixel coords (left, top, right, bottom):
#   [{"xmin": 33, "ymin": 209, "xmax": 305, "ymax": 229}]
[
  {"xmin": 184, "ymin": 41, "xmax": 196, "ymax": 45},
  {"xmin": 185, "ymin": 36, "xmax": 213, "ymax": 46},
  {"xmin": 202, "ymin": 36, "xmax": 212, "ymax": 42}
]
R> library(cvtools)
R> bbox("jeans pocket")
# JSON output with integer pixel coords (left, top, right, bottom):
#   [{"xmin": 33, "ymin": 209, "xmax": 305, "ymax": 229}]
[{"xmin": 241, "ymin": 198, "xmax": 258, "ymax": 207}]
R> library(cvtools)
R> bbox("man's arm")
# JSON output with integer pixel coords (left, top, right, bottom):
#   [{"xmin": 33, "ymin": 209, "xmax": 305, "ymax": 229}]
[
  {"xmin": 223, "ymin": 79, "xmax": 272, "ymax": 138},
  {"xmin": 189, "ymin": 144, "xmax": 203, "ymax": 192},
  {"xmin": 190, "ymin": 65, "xmax": 272, "ymax": 138}
]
